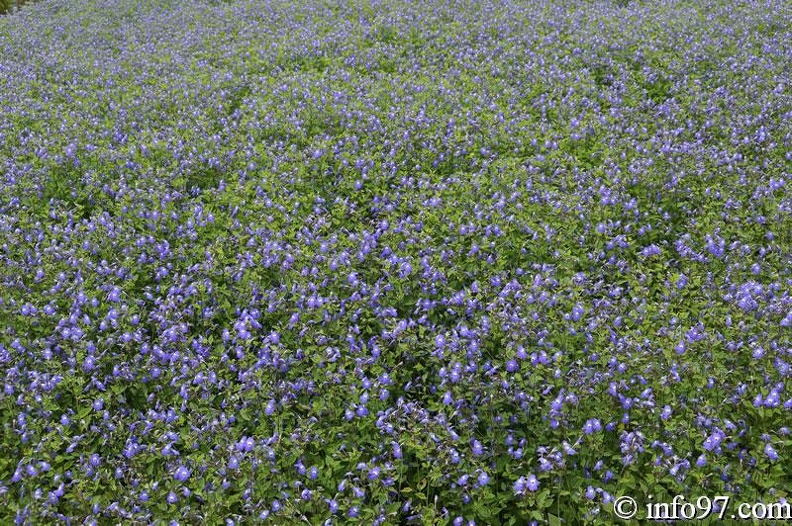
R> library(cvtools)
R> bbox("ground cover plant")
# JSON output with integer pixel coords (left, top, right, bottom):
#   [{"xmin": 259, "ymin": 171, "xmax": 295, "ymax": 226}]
[{"xmin": 1, "ymin": 0, "xmax": 792, "ymax": 523}]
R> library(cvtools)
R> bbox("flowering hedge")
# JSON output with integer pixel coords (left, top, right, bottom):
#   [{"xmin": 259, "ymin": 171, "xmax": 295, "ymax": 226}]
[{"xmin": 1, "ymin": 0, "xmax": 791, "ymax": 524}]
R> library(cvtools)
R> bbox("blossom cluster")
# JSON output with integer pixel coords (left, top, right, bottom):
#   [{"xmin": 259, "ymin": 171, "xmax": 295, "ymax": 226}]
[{"xmin": 1, "ymin": 0, "xmax": 791, "ymax": 523}]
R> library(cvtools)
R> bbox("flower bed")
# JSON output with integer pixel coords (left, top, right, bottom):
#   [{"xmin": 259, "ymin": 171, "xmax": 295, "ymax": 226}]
[{"xmin": 1, "ymin": 0, "xmax": 791, "ymax": 523}]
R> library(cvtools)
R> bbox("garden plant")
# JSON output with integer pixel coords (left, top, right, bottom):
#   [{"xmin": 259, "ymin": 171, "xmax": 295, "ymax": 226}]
[{"xmin": 1, "ymin": 0, "xmax": 791, "ymax": 523}]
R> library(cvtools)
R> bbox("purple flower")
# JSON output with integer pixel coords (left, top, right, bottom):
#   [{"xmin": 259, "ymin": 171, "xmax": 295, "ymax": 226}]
[
  {"xmin": 571, "ymin": 303, "xmax": 585, "ymax": 322},
  {"xmin": 108, "ymin": 286, "xmax": 122, "ymax": 302},
  {"xmin": 583, "ymin": 418, "xmax": 602, "ymax": 434},
  {"xmin": 526, "ymin": 473, "xmax": 539, "ymax": 491},
  {"xmin": 640, "ymin": 244, "xmax": 662, "ymax": 257},
  {"xmin": 82, "ymin": 356, "xmax": 96, "ymax": 372},
  {"xmin": 174, "ymin": 466, "xmax": 191, "ymax": 482},
  {"xmin": 514, "ymin": 477, "xmax": 527, "ymax": 493},
  {"xmin": 765, "ymin": 443, "xmax": 779, "ymax": 461},
  {"xmin": 237, "ymin": 437, "xmax": 255, "ymax": 452},
  {"xmin": 703, "ymin": 429, "xmax": 726, "ymax": 452}
]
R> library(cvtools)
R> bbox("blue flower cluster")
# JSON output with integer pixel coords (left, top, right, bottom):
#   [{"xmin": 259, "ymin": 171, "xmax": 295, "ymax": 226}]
[{"xmin": 1, "ymin": 0, "xmax": 791, "ymax": 523}]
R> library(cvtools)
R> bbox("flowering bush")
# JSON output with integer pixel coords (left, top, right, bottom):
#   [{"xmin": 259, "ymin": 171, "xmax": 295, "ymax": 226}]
[{"xmin": 1, "ymin": 0, "xmax": 791, "ymax": 523}]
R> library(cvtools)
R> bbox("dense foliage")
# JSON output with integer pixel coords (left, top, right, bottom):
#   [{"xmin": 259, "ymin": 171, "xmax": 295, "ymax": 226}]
[
  {"xmin": 0, "ymin": 0, "xmax": 29, "ymax": 16},
  {"xmin": 1, "ymin": 0, "xmax": 791, "ymax": 523}
]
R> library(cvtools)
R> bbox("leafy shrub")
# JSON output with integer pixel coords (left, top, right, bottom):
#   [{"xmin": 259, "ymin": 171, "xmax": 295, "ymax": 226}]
[{"xmin": 1, "ymin": 0, "xmax": 791, "ymax": 524}]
